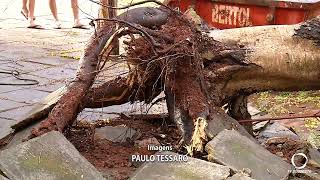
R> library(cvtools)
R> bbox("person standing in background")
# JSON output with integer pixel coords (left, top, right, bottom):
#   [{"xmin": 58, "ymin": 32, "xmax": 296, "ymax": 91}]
[
  {"xmin": 21, "ymin": 0, "xmax": 43, "ymax": 28},
  {"xmin": 49, "ymin": 0, "xmax": 88, "ymax": 29}
]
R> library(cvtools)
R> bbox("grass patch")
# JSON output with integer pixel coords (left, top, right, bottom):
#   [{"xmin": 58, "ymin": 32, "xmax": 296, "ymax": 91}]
[{"xmin": 253, "ymin": 91, "xmax": 320, "ymax": 116}]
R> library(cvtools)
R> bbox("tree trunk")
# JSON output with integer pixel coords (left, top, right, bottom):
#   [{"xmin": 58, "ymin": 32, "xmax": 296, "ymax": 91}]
[
  {"xmin": 97, "ymin": 0, "xmax": 117, "ymax": 29},
  {"xmin": 208, "ymin": 22, "xmax": 320, "ymax": 104},
  {"xmin": 98, "ymin": 0, "xmax": 119, "ymax": 54}
]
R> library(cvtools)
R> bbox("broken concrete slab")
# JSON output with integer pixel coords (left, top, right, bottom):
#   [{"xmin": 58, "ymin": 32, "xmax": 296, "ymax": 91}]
[
  {"xmin": 130, "ymin": 151, "xmax": 230, "ymax": 180},
  {"xmin": 206, "ymin": 111, "xmax": 256, "ymax": 142},
  {"xmin": 0, "ymin": 89, "xmax": 49, "ymax": 104},
  {"xmin": 95, "ymin": 125, "xmax": 139, "ymax": 143},
  {"xmin": 0, "ymin": 118, "xmax": 14, "ymax": 147},
  {"xmin": 1, "ymin": 122, "xmax": 39, "ymax": 151},
  {"xmin": 0, "ymin": 119, "xmax": 15, "ymax": 144},
  {"xmin": 206, "ymin": 129, "xmax": 291, "ymax": 180},
  {"xmin": 253, "ymin": 121, "xmax": 269, "ymax": 132},
  {"xmin": 0, "ymin": 131, "xmax": 105, "ymax": 180},
  {"xmin": 257, "ymin": 122, "xmax": 300, "ymax": 144},
  {"xmin": 10, "ymin": 86, "xmax": 66, "ymax": 130},
  {"xmin": 0, "ymin": 105, "xmax": 36, "ymax": 121},
  {"xmin": 247, "ymin": 103, "xmax": 261, "ymax": 116},
  {"xmin": 227, "ymin": 173, "xmax": 255, "ymax": 180}
]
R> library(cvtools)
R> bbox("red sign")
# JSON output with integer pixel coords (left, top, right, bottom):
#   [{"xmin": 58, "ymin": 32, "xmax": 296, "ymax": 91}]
[{"xmin": 168, "ymin": 0, "xmax": 320, "ymax": 29}]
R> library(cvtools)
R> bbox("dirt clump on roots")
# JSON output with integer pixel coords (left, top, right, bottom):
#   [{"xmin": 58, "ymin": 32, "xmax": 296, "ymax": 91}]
[{"xmin": 66, "ymin": 117, "xmax": 181, "ymax": 180}]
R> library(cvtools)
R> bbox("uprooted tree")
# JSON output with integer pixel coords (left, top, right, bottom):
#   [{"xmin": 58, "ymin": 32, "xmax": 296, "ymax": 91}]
[{"xmin": 14, "ymin": 2, "xmax": 320, "ymax": 155}]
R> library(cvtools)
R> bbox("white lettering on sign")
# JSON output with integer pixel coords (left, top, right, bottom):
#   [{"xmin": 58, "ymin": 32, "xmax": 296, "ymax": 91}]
[{"xmin": 212, "ymin": 4, "xmax": 251, "ymax": 26}]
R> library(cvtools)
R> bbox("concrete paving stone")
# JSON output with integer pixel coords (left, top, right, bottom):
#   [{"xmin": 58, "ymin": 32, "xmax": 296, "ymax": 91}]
[
  {"xmin": 0, "ymin": 89, "xmax": 49, "ymax": 104},
  {"xmin": 15, "ymin": 61, "xmax": 52, "ymax": 73},
  {"xmin": 31, "ymin": 65, "xmax": 76, "ymax": 80},
  {"xmin": 62, "ymin": 60, "xmax": 79, "ymax": 70},
  {"xmin": 0, "ymin": 119, "xmax": 15, "ymax": 142},
  {"xmin": 257, "ymin": 122, "xmax": 300, "ymax": 144},
  {"xmin": 22, "ymin": 56, "xmax": 78, "ymax": 67},
  {"xmin": 0, "ymin": 87, "xmax": 21, "ymax": 96},
  {"xmin": 205, "ymin": 129, "xmax": 291, "ymax": 180},
  {"xmin": 0, "ymin": 58, "xmax": 13, "ymax": 65},
  {"xmin": 34, "ymin": 82, "xmax": 66, "ymax": 93},
  {"xmin": 95, "ymin": 125, "xmax": 138, "ymax": 143},
  {"xmin": 130, "ymin": 151, "xmax": 230, "ymax": 180},
  {"xmin": 0, "ymin": 44, "xmax": 49, "ymax": 60},
  {"xmin": 0, "ymin": 85, "xmax": 25, "ymax": 94},
  {"xmin": 206, "ymin": 111, "xmax": 256, "ymax": 141},
  {"xmin": 0, "ymin": 73, "xmax": 8, "ymax": 79},
  {"xmin": 0, "ymin": 104, "xmax": 37, "ymax": 120},
  {"xmin": 0, "ymin": 99, "xmax": 26, "ymax": 112},
  {"xmin": 0, "ymin": 61, "xmax": 51, "ymax": 78},
  {"xmin": 0, "ymin": 131, "xmax": 105, "ymax": 180}
]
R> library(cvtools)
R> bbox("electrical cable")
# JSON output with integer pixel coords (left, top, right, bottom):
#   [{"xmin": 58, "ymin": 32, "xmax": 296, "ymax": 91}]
[{"xmin": 0, "ymin": 70, "xmax": 39, "ymax": 86}]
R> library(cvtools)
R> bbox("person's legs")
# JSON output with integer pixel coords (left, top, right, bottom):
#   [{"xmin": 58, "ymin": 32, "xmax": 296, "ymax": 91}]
[
  {"xmin": 22, "ymin": 0, "xmax": 28, "ymax": 16},
  {"xmin": 28, "ymin": 0, "xmax": 36, "ymax": 26},
  {"xmin": 49, "ymin": 0, "xmax": 61, "ymax": 28},
  {"xmin": 49, "ymin": 0, "xmax": 59, "ymax": 21},
  {"xmin": 26, "ymin": 0, "xmax": 43, "ymax": 28},
  {"xmin": 71, "ymin": 0, "xmax": 83, "ymax": 27}
]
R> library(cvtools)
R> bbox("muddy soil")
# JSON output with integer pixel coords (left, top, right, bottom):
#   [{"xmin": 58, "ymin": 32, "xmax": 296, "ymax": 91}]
[
  {"xmin": 66, "ymin": 117, "xmax": 181, "ymax": 180},
  {"xmin": 250, "ymin": 91, "xmax": 320, "ymax": 140}
]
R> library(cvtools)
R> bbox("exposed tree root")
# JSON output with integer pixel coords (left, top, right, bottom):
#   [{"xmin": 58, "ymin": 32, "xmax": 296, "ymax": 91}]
[
  {"xmin": 29, "ymin": 6, "xmax": 171, "ymax": 138},
  {"xmin": 29, "ymin": 25, "xmax": 118, "ymax": 138},
  {"xmin": 18, "ymin": 4, "xmax": 320, "ymax": 155}
]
